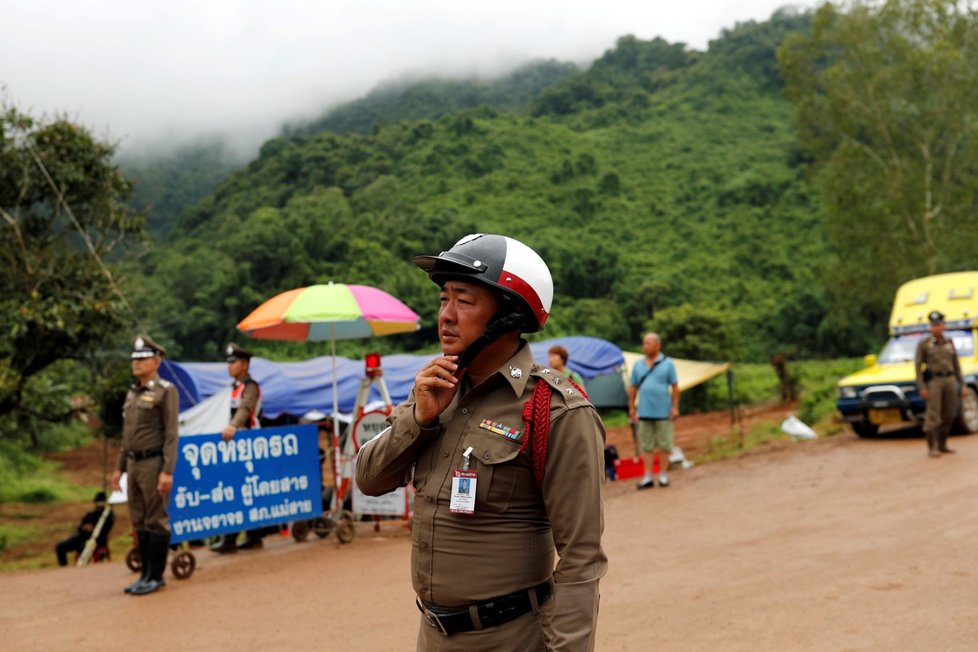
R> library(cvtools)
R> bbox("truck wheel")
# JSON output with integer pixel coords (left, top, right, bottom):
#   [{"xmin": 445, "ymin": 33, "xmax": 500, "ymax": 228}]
[
  {"xmin": 852, "ymin": 422, "xmax": 879, "ymax": 438},
  {"xmin": 953, "ymin": 385, "xmax": 978, "ymax": 434}
]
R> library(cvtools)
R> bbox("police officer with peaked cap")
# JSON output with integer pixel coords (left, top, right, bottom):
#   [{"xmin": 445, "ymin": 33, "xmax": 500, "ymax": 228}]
[
  {"xmin": 211, "ymin": 342, "xmax": 265, "ymax": 553},
  {"xmin": 111, "ymin": 334, "xmax": 179, "ymax": 595},
  {"xmin": 915, "ymin": 311, "xmax": 967, "ymax": 457},
  {"xmin": 223, "ymin": 343, "xmax": 262, "ymax": 438},
  {"xmin": 356, "ymin": 234, "xmax": 608, "ymax": 651}
]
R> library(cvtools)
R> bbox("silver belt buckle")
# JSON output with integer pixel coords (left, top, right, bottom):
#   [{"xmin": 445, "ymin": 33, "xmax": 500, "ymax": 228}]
[{"xmin": 416, "ymin": 597, "xmax": 449, "ymax": 637}]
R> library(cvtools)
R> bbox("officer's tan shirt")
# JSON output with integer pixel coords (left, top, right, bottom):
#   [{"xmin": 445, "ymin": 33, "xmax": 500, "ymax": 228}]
[
  {"xmin": 230, "ymin": 374, "xmax": 261, "ymax": 429},
  {"xmin": 116, "ymin": 375, "xmax": 180, "ymax": 474},
  {"xmin": 356, "ymin": 343, "xmax": 608, "ymax": 651},
  {"xmin": 915, "ymin": 335, "xmax": 963, "ymax": 389}
]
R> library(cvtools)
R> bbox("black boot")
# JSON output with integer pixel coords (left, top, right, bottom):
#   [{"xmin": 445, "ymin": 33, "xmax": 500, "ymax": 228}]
[
  {"xmin": 132, "ymin": 533, "xmax": 168, "ymax": 595},
  {"xmin": 938, "ymin": 432, "xmax": 955, "ymax": 454},
  {"xmin": 124, "ymin": 531, "xmax": 151, "ymax": 594}
]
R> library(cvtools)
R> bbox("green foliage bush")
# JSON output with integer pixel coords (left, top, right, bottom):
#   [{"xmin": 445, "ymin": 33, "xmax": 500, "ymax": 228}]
[{"xmin": 795, "ymin": 358, "xmax": 864, "ymax": 426}]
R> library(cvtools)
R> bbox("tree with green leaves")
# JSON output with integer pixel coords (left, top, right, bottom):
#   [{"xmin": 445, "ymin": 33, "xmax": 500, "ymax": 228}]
[
  {"xmin": 779, "ymin": 0, "xmax": 978, "ymax": 328},
  {"xmin": 0, "ymin": 104, "xmax": 143, "ymax": 443}
]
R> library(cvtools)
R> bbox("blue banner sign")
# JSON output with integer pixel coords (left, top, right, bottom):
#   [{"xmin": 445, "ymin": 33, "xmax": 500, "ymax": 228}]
[{"xmin": 168, "ymin": 424, "xmax": 322, "ymax": 543}]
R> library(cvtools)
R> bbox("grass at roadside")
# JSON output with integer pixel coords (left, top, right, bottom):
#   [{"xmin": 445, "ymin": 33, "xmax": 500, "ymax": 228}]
[
  {"xmin": 0, "ymin": 425, "xmax": 99, "ymax": 504},
  {"xmin": 692, "ymin": 358, "xmax": 864, "ymax": 465},
  {"xmin": 0, "ymin": 432, "xmax": 114, "ymax": 571},
  {"xmin": 696, "ymin": 420, "xmax": 788, "ymax": 465},
  {"xmin": 0, "ymin": 506, "xmax": 133, "ymax": 572}
]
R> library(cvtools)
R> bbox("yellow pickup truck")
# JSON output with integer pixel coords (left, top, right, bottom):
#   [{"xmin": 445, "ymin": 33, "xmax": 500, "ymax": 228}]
[{"xmin": 836, "ymin": 272, "xmax": 978, "ymax": 437}]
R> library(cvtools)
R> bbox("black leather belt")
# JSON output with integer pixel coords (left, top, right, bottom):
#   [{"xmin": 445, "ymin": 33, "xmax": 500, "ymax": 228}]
[
  {"xmin": 416, "ymin": 580, "xmax": 552, "ymax": 636},
  {"xmin": 932, "ymin": 371, "xmax": 954, "ymax": 377},
  {"xmin": 127, "ymin": 448, "xmax": 163, "ymax": 460}
]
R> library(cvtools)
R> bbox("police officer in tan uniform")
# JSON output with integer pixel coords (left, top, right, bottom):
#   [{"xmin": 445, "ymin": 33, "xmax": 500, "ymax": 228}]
[
  {"xmin": 111, "ymin": 335, "xmax": 179, "ymax": 595},
  {"xmin": 356, "ymin": 234, "xmax": 607, "ymax": 651},
  {"xmin": 211, "ymin": 343, "xmax": 264, "ymax": 553},
  {"xmin": 915, "ymin": 311, "xmax": 967, "ymax": 457}
]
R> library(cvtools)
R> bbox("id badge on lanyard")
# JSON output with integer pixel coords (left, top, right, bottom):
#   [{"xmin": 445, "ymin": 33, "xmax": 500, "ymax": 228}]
[{"xmin": 450, "ymin": 446, "xmax": 478, "ymax": 515}]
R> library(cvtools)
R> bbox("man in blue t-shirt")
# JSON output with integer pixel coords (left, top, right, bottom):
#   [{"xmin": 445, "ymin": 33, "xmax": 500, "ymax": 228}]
[{"xmin": 628, "ymin": 332, "xmax": 679, "ymax": 489}]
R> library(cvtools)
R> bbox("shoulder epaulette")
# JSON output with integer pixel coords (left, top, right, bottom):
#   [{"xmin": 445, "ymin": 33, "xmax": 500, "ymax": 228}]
[
  {"xmin": 532, "ymin": 367, "xmax": 591, "ymax": 406},
  {"xmin": 158, "ymin": 379, "xmax": 172, "ymax": 388}
]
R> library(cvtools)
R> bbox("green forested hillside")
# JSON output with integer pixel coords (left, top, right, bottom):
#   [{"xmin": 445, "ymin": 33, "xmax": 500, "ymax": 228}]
[
  {"xmin": 120, "ymin": 140, "xmax": 242, "ymax": 238},
  {"xmin": 283, "ymin": 60, "xmax": 579, "ymax": 137},
  {"xmin": 130, "ymin": 11, "xmax": 844, "ymax": 363},
  {"xmin": 118, "ymin": 61, "xmax": 577, "ymax": 240}
]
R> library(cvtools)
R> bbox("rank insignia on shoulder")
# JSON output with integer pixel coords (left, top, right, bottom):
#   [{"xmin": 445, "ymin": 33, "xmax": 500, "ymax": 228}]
[
  {"xmin": 509, "ymin": 366, "xmax": 522, "ymax": 379},
  {"xmin": 479, "ymin": 419, "xmax": 522, "ymax": 440},
  {"xmin": 566, "ymin": 388, "xmax": 575, "ymax": 395}
]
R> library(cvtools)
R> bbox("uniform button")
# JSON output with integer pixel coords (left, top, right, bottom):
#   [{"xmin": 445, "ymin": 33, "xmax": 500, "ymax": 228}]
[
  {"xmin": 421, "ymin": 585, "xmax": 429, "ymax": 594},
  {"xmin": 461, "ymin": 408, "xmax": 468, "ymax": 414},
  {"xmin": 425, "ymin": 494, "xmax": 433, "ymax": 503},
  {"xmin": 420, "ymin": 540, "xmax": 428, "ymax": 549},
  {"xmin": 483, "ymin": 451, "xmax": 491, "ymax": 460},
  {"xmin": 442, "ymin": 451, "xmax": 449, "ymax": 458}
]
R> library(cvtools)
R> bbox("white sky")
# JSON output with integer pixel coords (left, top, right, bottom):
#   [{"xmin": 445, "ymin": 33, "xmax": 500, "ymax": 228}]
[{"xmin": 1, "ymin": 0, "xmax": 810, "ymax": 156}]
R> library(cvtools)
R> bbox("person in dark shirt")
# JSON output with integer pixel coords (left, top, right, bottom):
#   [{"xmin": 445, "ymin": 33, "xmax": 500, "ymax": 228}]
[{"xmin": 55, "ymin": 491, "xmax": 115, "ymax": 566}]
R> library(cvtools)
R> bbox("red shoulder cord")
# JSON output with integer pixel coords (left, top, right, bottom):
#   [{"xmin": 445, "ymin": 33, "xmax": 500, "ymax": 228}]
[{"xmin": 521, "ymin": 377, "xmax": 589, "ymax": 490}]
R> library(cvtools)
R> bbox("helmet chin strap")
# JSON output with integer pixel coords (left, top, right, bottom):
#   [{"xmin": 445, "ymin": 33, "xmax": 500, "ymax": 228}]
[{"xmin": 455, "ymin": 306, "xmax": 525, "ymax": 372}]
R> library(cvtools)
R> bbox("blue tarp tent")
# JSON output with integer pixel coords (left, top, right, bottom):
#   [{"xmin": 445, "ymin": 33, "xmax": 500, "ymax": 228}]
[{"xmin": 160, "ymin": 336, "xmax": 625, "ymax": 417}]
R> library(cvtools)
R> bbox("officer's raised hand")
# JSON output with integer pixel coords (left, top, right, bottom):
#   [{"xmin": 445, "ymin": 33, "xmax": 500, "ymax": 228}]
[{"xmin": 414, "ymin": 355, "xmax": 459, "ymax": 426}]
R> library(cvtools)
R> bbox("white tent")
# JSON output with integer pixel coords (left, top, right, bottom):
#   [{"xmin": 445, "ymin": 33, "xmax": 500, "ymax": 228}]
[{"xmin": 178, "ymin": 387, "xmax": 231, "ymax": 436}]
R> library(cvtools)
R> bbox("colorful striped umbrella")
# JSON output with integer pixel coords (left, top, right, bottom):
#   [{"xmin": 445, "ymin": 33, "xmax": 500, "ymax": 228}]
[{"xmin": 237, "ymin": 282, "xmax": 420, "ymax": 416}]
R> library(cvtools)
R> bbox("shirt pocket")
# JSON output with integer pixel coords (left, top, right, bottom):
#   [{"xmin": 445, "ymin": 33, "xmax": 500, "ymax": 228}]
[
  {"xmin": 136, "ymin": 394, "xmax": 158, "ymax": 410},
  {"xmin": 464, "ymin": 432, "xmax": 525, "ymax": 514}
]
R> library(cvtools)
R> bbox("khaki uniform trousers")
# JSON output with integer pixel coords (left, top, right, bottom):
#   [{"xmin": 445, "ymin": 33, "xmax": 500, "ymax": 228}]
[
  {"xmin": 924, "ymin": 375, "xmax": 958, "ymax": 448},
  {"xmin": 127, "ymin": 456, "xmax": 170, "ymax": 534},
  {"xmin": 416, "ymin": 597, "xmax": 553, "ymax": 651}
]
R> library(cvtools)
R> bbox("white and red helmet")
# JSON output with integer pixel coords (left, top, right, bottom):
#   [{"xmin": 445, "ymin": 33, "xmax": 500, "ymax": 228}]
[{"xmin": 415, "ymin": 234, "xmax": 554, "ymax": 332}]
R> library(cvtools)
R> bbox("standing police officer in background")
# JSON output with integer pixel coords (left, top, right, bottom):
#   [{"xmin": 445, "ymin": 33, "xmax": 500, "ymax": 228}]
[
  {"xmin": 111, "ymin": 335, "xmax": 178, "ymax": 596},
  {"xmin": 211, "ymin": 343, "xmax": 264, "ymax": 553},
  {"xmin": 357, "ymin": 234, "xmax": 607, "ymax": 651},
  {"xmin": 915, "ymin": 310, "xmax": 967, "ymax": 457}
]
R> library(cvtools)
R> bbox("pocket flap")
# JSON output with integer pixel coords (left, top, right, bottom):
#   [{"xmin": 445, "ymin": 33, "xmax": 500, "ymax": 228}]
[{"xmin": 467, "ymin": 432, "xmax": 522, "ymax": 467}]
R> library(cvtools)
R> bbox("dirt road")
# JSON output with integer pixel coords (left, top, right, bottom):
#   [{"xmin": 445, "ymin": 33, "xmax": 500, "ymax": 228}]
[{"xmin": 3, "ymin": 429, "xmax": 976, "ymax": 651}]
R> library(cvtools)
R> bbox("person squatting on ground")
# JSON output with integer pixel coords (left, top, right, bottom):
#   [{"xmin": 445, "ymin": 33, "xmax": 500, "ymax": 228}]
[
  {"xmin": 356, "ymin": 234, "xmax": 608, "ymax": 651},
  {"xmin": 111, "ymin": 334, "xmax": 178, "ymax": 596},
  {"xmin": 55, "ymin": 491, "xmax": 115, "ymax": 566},
  {"xmin": 915, "ymin": 311, "xmax": 967, "ymax": 458},
  {"xmin": 211, "ymin": 342, "xmax": 266, "ymax": 553},
  {"xmin": 628, "ymin": 332, "xmax": 679, "ymax": 489}
]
